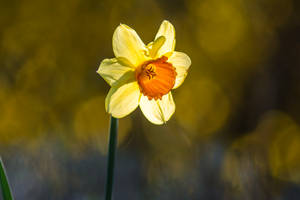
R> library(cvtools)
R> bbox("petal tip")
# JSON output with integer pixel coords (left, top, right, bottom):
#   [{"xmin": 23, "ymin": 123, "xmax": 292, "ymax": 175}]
[
  {"xmin": 162, "ymin": 19, "xmax": 171, "ymax": 24},
  {"xmin": 187, "ymin": 54, "xmax": 192, "ymax": 65},
  {"xmin": 119, "ymin": 23, "xmax": 131, "ymax": 31},
  {"xmin": 162, "ymin": 20, "xmax": 174, "ymax": 28},
  {"xmin": 96, "ymin": 67, "xmax": 102, "ymax": 76}
]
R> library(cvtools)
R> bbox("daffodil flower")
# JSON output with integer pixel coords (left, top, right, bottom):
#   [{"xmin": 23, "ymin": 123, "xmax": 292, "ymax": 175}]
[{"xmin": 97, "ymin": 20, "xmax": 191, "ymax": 125}]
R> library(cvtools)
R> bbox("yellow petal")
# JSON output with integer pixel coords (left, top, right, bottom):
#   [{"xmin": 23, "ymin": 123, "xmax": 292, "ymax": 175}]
[
  {"xmin": 139, "ymin": 92, "xmax": 175, "ymax": 125},
  {"xmin": 97, "ymin": 58, "xmax": 134, "ymax": 86},
  {"xmin": 105, "ymin": 72, "xmax": 140, "ymax": 118},
  {"xmin": 113, "ymin": 24, "xmax": 147, "ymax": 67},
  {"xmin": 154, "ymin": 20, "xmax": 176, "ymax": 58},
  {"xmin": 148, "ymin": 36, "xmax": 166, "ymax": 58},
  {"xmin": 168, "ymin": 51, "xmax": 191, "ymax": 89}
]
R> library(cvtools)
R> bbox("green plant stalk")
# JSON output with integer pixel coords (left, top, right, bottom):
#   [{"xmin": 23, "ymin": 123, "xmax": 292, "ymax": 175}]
[
  {"xmin": 0, "ymin": 157, "xmax": 13, "ymax": 200},
  {"xmin": 105, "ymin": 116, "xmax": 118, "ymax": 200}
]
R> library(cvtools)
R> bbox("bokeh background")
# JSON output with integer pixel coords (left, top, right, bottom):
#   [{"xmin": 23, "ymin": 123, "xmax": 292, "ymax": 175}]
[{"xmin": 1, "ymin": 0, "xmax": 300, "ymax": 199}]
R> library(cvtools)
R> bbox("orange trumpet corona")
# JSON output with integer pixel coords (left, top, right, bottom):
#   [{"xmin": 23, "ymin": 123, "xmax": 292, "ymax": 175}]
[{"xmin": 136, "ymin": 56, "xmax": 177, "ymax": 100}]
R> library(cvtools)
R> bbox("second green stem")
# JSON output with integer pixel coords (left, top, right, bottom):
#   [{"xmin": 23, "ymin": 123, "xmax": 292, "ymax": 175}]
[{"xmin": 105, "ymin": 116, "xmax": 118, "ymax": 200}]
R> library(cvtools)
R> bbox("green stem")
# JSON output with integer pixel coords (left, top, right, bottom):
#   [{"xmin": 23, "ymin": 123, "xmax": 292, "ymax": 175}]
[
  {"xmin": 0, "ymin": 157, "xmax": 14, "ymax": 200},
  {"xmin": 105, "ymin": 116, "xmax": 118, "ymax": 200}
]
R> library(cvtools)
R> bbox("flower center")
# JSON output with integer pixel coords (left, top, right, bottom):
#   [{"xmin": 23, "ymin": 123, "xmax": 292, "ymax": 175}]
[{"xmin": 136, "ymin": 56, "xmax": 177, "ymax": 100}]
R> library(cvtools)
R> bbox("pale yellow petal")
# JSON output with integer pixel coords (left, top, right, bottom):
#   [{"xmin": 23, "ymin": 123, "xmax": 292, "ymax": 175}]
[
  {"xmin": 154, "ymin": 20, "xmax": 176, "ymax": 57},
  {"xmin": 139, "ymin": 92, "xmax": 175, "ymax": 125},
  {"xmin": 168, "ymin": 51, "xmax": 191, "ymax": 89},
  {"xmin": 105, "ymin": 72, "xmax": 140, "ymax": 118},
  {"xmin": 113, "ymin": 24, "xmax": 147, "ymax": 67},
  {"xmin": 148, "ymin": 36, "xmax": 166, "ymax": 58},
  {"xmin": 97, "ymin": 58, "xmax": 134, "ymax": 86}
]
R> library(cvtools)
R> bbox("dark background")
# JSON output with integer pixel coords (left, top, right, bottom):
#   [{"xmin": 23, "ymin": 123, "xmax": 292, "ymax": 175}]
[{"xmin": 0, "ymin": 0, "xmax": 300, "ymax": 199}]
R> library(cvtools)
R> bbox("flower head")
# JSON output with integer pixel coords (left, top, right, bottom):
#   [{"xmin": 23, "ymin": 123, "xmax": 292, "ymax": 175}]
[{"xmin": 97, "ymin": 20, "xmax": 191, "ymax": 125}]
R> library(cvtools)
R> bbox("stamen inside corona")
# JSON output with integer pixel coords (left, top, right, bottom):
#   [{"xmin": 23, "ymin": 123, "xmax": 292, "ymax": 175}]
[{"xmin": 136, "ymin": 56, "xmax": 177, "ymax": 100}]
